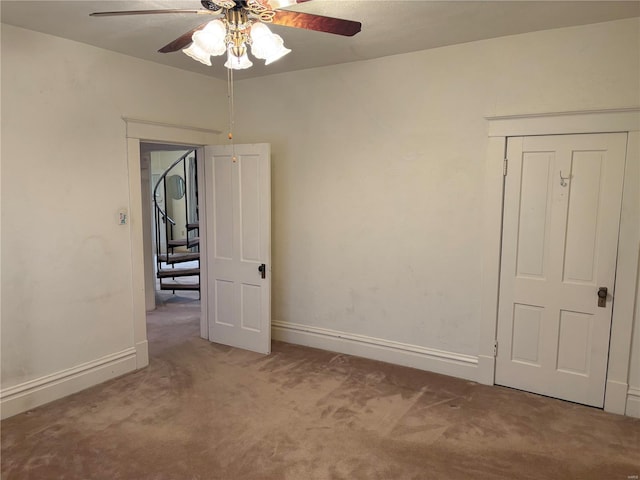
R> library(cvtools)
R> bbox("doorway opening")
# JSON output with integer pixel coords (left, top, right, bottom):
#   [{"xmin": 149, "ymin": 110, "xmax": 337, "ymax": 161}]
[
  {"xmin": 481, "ymin": 109, "xmax": 639, "ymax": 416},
  {"xmin": 140, "ymin": 142, "xmax": 200, "ymax": 310},
  {"xmin": 140, "ymin": 142, "xmax": 202, "ymax": 360},
  {"xmin": 125, "ymin": 120, "xmax": 273, "ymax": 370}
]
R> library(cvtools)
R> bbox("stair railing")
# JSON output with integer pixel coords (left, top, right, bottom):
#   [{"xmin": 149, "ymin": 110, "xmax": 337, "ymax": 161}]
[
  {"xmin": 153, "ymin": 148, "xmax": 197, "ymax": 286},
  {"xmin": 186, "ymin": 154, "xmax": 199, "ymax": 245},
  {"xmin": 153, "ymin": 149, "xmax": 195, "ymax": 227}
]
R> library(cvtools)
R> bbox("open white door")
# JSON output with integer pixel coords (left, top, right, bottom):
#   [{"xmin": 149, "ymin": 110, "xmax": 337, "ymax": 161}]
[
  {"xmin": 496, "ymin": 133, "xmax": 626, "ymax": 407},
  {"xmin": 204, "ymin": 143, "xmax": 271, "ymax": 354}
]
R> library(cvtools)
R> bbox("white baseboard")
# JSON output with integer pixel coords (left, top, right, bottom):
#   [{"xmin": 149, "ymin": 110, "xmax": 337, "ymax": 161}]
[
  {"xmin": 136, "ymin": 340, "xmax": 149, "ymax": 369},
  {"xmin": 476, "ymin": 354, "xmax": 495, "ymax": 385},
  {"xmin": 272, "ymin": 320, "xmax": 479, "ymax": 382},
  {"xmin": 0, "ymin": 347, "xmax": 137, "ymax": 420},
  {"xmin": 625, "ymin": 387, "xmax": 640, "ymax": 418},
  {"xmin": 604, "ymin": 379, "xmax": 629, "ymax": 415}
]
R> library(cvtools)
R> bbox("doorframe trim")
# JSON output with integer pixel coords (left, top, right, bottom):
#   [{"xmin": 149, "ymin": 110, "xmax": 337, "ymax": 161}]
[
  {"xmin": 125, "ymin": 118, "xmax": 220, "ymax": 369},
  {"xmin": 486, "ymin": 108, "xmax": 640, "ymax": 137},
  {"xmin": 479, "ymin": 108, "xmax": 640, "ymax": 416}
]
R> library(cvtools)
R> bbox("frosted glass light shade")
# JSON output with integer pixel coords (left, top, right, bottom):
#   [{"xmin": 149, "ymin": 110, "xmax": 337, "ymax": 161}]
[
  {"xmin": 250, "ymin": 23, "xmax": 291, "ymax": 65},
  {"xmin": 224, "ymin": 50, "xmax": 253, "ymax": 70},
  {"xmin": 262, "ymin": 36, "xmax": 291, "ymax": 65},
  {"xmin": 182, "ymin": 20, "xmax": 292, "ymax": 69},
  {"xmin": 192, "ymin": 19, "xmax": 227, "ymax": 56},
  {"xmin": 183, "ymin": 43, "xmax": 213, "ymax": 66},
  {"xmin": 249, "ymin": 22, "xmax": 273, "ymax": 45}
]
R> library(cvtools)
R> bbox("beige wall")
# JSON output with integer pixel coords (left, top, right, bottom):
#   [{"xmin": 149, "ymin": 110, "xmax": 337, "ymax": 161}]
[
  {"xmin": 0, "ymin": 25, "xmax": 227, "ymax": 406},
  {"xmin": 230, "ymin": 18, "xmax": 640, "ymax": 406}
]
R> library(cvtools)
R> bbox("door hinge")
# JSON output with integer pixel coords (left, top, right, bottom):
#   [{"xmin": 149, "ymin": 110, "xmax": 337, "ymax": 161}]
[
  {"xmin": 493, "ymin": 340, "xmax": 498, "ymax": 357},
  {"xmin": 503, "ymin": 158, "xmax": 508, "ymax": 176}
]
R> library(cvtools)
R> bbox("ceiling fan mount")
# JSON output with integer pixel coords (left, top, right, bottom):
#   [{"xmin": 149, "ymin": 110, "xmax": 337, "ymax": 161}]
[
  {"xmin": 201, "ymin": 1, "xmax": 252, "ymax": 12},
  {"xmin": 200, "ymin": 1, "xmax": 223, "ymax": 12}
]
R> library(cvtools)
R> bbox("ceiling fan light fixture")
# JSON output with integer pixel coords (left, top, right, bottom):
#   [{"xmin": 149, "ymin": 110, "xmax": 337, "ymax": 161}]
[
  {"xmin": 192, "ymin": 19, "xmax": 227, "ymax": 56},
  {"xmin": 182, "ymin": 43, "xmax": 213, "ymax": 66},
  {"xmin": 92, "ymin": 2, "xmax": 363, "ymax": 71},
  {"xmin": 224, "ymin": 49, "xmax": 253, "ymax": 70},
  {"xmin": 250, "ymin": 23, "xmax": 291, "ymax": 65}
]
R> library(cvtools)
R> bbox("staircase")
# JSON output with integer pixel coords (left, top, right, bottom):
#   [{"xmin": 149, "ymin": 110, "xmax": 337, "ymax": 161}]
[{"xmin": 153, "ymin": 149, "xmax": 200, "ymax": 295}]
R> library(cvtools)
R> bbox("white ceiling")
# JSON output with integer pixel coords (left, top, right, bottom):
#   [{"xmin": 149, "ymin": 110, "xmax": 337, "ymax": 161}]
[{"xmin": 2, "ymin": 1, "xmax": 639, "ymax": 80}]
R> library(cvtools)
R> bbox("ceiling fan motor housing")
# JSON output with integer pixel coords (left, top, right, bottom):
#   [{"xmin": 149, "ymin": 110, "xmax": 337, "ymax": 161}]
[
  {"xmin": 202, "ymin": 0, "xmax": 251, "ymax": 11},
  {"xmin": 201, "ymin": 1, "xmax": 222, "ymax": 11}
]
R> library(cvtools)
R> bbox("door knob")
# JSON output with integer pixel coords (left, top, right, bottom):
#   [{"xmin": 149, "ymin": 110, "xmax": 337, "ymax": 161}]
[
  {"xmin": 258, "ymin": 264, "xmax": 266, "ymax": 279},
  {"xmin": 597, "ymin": 287, "xmax": 608, "ymax": 308}
]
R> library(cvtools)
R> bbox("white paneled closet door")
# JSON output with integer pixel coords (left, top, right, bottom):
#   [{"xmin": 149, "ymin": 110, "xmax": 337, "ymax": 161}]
[{"xmin": 496, "ymin": 133, "xmax": 626, "ymax": 407}]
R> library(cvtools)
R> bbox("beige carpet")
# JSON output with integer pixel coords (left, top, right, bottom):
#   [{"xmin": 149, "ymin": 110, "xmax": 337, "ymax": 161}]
[{"xmin": 2, "ymin": 299, "xmax": 639, "ymax": 479}]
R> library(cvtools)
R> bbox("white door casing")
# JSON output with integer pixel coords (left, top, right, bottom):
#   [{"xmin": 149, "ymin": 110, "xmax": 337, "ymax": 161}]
[
  {"xmin": 496, "ymin": 133, "xmax": 627, "ymax": 407},
  {"xmin": 204, "ymin": 144, "xmax": 272, "ymax": 354}
]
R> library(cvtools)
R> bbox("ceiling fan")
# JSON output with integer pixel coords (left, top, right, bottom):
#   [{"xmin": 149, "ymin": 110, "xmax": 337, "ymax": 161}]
[{"xmin": 90, "ymin": 0, "xmax": 362, "ymax": 70}]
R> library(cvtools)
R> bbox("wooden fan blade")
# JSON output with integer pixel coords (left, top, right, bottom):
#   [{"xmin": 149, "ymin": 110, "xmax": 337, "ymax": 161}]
[
  {"xmin": 158, "ymin": 23, "xmax": 209, "ymax": 53},
  {"xmin": 90, "ymin": 10, "xmax": 208, "ymax": 17},
  {"xmin": 271, "ymin": 10, "xmax": 361, "ymax": 36}
]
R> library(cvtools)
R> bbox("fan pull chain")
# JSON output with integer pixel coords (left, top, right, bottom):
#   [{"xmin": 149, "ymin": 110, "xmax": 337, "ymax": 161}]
[{"xmin": 227, "ymin": 64, "xmax": 237, "ymax": 163}]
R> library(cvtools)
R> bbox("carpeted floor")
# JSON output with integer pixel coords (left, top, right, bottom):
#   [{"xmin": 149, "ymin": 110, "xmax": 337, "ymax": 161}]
[{"xmin": 2, "ymin": 299, "xmax": 639, "ymax": 479}]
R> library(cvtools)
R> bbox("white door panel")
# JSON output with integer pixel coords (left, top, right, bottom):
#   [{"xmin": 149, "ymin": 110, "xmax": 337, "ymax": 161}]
[
  {"xmin": 205, "ymin": 144, "xmax": 271, "ymax": 354},
  {"xmin": 496, "ymin": 133, "xmax": 626, "ymax": 407}
]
